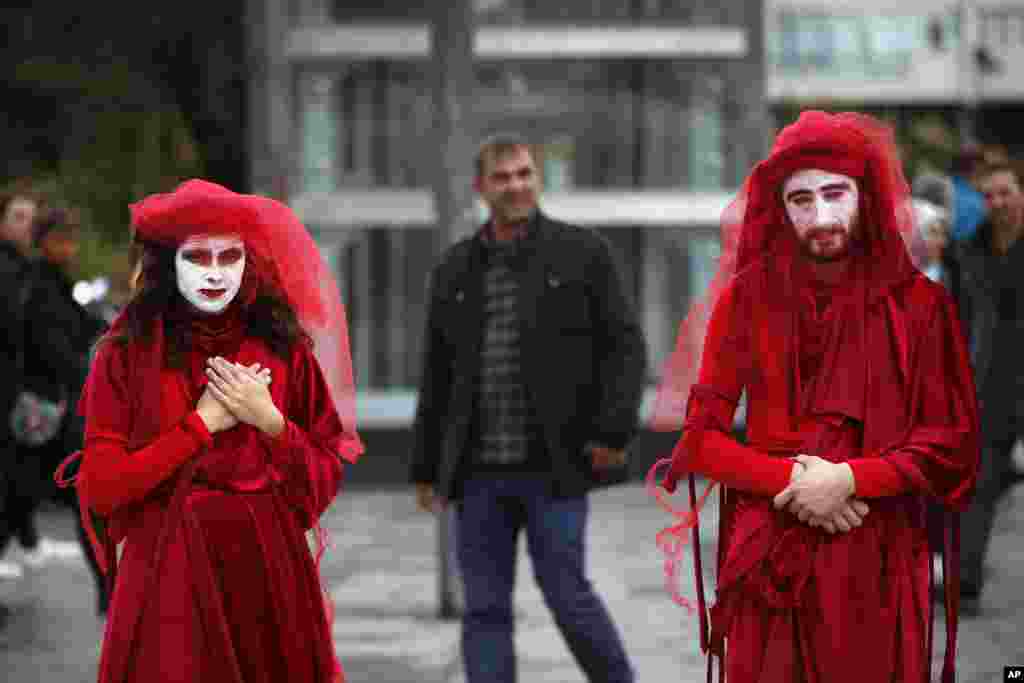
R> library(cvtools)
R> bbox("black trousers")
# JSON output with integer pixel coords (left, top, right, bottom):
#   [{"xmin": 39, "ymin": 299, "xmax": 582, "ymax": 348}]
[
  {"xmin": 959, "ymin": 420, "xmax": 1020, "ymax": 592},
  {"xmin": 0, "ymin": 443, "xmax": 43, "ymax": 555}
]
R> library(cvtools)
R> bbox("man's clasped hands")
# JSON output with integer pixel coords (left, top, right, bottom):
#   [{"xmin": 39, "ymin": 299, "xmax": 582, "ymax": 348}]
[{"xmin": 773, "ymin": 455, "xmax": 867, "ymax": 534}]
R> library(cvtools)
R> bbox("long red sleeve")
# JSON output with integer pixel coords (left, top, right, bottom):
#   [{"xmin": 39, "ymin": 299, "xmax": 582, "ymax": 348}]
[
  {"xmin": 259, "ymin": 342, "xmax": 354, "ymax": 529},
  {"xmin": 689, "ymin": 428, "xmax": 794, "ymax": 495},
  {"xmin": 848, "ymin": 458, "xmax": 909, "ymax": 498},
  {"xmin": 80, "ymin": 412, "xmax": 213, "ymax": 516},
  {"xmin": 664, "ymin": 284, "xmax": 796, "ymax": 496}
]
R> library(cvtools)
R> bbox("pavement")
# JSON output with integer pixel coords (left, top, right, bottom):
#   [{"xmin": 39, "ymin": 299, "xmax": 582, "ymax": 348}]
[{"xmin": 2, "ymin": 481, "xmax": 1023, "ymax": 682}]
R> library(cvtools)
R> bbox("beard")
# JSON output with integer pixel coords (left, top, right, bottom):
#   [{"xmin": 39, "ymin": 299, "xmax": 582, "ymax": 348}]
[
  {"xmin": 798, "ymin": 225, "xmax": 854, "ymax": 263},
  {"xmin": 491, "ymin": 191, "xmax": 537, "ymax": 224}
]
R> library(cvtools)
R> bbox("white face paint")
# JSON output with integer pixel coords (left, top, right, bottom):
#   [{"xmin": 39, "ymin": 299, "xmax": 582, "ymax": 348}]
[
  {"xmin": 783, "ymin": 169, "xmax": 860, "ymax": 263},
  {"xmin": 175, "ymin": 235, "xmax": 246, "ymax": 315}
]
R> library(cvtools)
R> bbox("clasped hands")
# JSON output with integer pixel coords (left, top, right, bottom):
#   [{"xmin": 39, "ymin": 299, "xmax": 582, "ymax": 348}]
[
  {"xmin": 195, "ymin": 357, "xmax": 285, "ymax": 437},
  {"xmin": 773, "ymin": 454, "xmax": 867, "ymax": 534}
]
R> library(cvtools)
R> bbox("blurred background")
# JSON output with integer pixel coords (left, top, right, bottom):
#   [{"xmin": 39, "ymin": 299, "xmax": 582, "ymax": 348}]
[{"xmin": 3, "ymin": 0, "xmax": 1024, "ymax": 481}]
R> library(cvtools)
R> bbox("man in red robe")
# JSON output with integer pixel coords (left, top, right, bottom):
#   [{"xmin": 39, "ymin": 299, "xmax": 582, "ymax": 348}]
[{"xmin": 651, "ymin": 111, "xmax": 979, "ymax": 683}]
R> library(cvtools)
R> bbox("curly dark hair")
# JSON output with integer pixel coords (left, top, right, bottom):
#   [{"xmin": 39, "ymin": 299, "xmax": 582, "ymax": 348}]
[{"xmin": 112, "ymin": 239, "xmax": 310, "ymax": 366}]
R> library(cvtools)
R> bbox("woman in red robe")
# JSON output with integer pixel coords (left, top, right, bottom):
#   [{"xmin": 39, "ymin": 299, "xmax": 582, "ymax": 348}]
[
  {"xmin": 60, "ymin": 180, "xmax": 363, "ymax": 683},
  {"xmin": 650, "ymin": 112, "xmax": 979, "ymax": 683}
]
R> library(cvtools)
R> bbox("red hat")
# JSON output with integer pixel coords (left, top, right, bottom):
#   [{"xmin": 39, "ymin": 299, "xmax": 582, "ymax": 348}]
[{"xmin": 128, "ymin": 179, "xmax": 359, "ymax": 448}]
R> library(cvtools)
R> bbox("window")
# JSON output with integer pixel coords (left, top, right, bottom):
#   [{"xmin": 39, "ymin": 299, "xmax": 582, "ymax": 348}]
[
  {"xmin": 689, "ymin": 103, "xmax": 723, "ymax": 191},
  {"xmin": 771, "ymin": 11, "xmax": 944, "ymax": 78}
]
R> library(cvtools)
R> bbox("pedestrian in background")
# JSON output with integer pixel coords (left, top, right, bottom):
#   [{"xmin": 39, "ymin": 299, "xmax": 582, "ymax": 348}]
[
  {"xmin": 411, "ymin": 134, "xmax": 646, "ymax": 683},
  {"xmin": 912, "ymin": 198, "xmax": 955, "ymax": 289},
  {"xmin": 950, "ymin": 162, "xmax": 1024, "ymax": 607},
  {"xmin": 0, "ymin": 183, "xmax": 40, "ymax": 600},
  {"xmin": 21, "ymin": 206, "xmax": 109, "ymax": 608},
  {"xmin": 949, "ymin": 145, "xmax": 989, "ymax": 243}
]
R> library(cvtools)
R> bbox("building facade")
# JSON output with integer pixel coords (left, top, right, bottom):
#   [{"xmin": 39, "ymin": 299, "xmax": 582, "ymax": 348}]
[
  {"xmin": 766, "ymin": 0, "xmax": 1024, "ymax": 163},
  {"xmin": 247, "ymin": 0, "xmax": 769, "ymax": 425}
]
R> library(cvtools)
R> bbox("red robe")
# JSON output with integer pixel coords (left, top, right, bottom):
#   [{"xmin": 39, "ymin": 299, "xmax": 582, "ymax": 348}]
[
  {"xmin": 77, "ymin": 316, "xmax": 359, "ymax": 683},
  {"xmin": 668, "ymin": 261, "xmax": 978, "ymax": 683}
]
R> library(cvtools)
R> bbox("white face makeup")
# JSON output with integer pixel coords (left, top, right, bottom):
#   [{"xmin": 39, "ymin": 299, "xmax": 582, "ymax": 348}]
[
  {"xmin": 175, "ymin": 235, "xmax": 246, "ymax": 315},
  {"xmin": 783, "ymin": 169, "xmax": 860, "ymax": 263}
]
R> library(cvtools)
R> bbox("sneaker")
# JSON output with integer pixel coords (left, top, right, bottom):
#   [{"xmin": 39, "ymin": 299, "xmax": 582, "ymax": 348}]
[{"xmin": 0, "ymin": 559, "xmax": 25, "ymax": 580}]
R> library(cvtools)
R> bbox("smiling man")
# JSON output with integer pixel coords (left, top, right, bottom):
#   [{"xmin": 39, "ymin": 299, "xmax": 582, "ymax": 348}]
[
  {"xmin": 653, "ymin": 111, "xmax": 979, "ymax": 683},
  {"xmin": 411, "ymin": 133, "xmax": 646, "ymax": 683}
]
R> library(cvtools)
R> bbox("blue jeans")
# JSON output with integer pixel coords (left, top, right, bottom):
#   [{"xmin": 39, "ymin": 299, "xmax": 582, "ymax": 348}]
[{"xmin": 457, "ymin": 474, "xmax": 634, "ymax": 683}]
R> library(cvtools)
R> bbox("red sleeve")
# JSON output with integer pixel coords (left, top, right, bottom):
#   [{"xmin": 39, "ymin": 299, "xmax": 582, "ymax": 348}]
[
  {"xmin": 663, "ymin": 283, "xmax": 795, "ymax": 495},
  {"xmin": 692, "ymin": 428, "xmax": 795, "ymax": 495},
  {"xmin": 261, "ymin": 342, "xmax": 357, "ymax": 529},
  {"xmin": 848, "ymin": 458, "xmax": 909, "ymax": 498},
  {"xmin": 78, "ymin": 342, "xmax": 213, "ymax": 516}
]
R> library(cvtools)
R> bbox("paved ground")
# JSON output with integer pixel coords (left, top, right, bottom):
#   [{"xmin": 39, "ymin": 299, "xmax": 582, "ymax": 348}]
[{"xmin": 2, "ymin": 481, "xmax": 1022, "ymax": 682}]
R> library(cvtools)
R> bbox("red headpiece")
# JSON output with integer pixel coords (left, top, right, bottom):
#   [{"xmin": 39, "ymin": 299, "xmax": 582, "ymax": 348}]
[
  {"xmin": 651, "ymin": 111, "xmax": 922, "ymax": 431},
  {"xmin": 126, "ymin": 179, "xmax": 359, "ymax": 445}
]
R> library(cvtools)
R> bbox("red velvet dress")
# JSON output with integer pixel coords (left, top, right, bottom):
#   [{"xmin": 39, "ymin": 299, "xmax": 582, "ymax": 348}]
[
  {"xmin": 670, "ymin": 263, "xmax": 978, "ymax": 683},
  {"xmin": 77, "ymin": 314, "xmax": 358, "ymax": 683}
]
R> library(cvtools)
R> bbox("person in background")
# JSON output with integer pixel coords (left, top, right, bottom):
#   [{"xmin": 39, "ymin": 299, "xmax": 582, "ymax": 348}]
[
  {"xmin": 0, "ymin": 183, "xmax": 40, "ymax": 611},
  {"xmin": 16, "ymin": 206, "xmax": 109, "ymax": 607},
  {"xmin": 912, "ymin": 198, "xmax": 954, "ymax": 289},
  {"xmin": 949, "ymin": 162, "xmax": 1024, "ymax": 607},
  {"xmin": 411, "ymin": 134, "xmax": 646, "ymax": 683},
  {"xmin": 949, "ymin": 145, "xmax": 989, "ymax": 243}
]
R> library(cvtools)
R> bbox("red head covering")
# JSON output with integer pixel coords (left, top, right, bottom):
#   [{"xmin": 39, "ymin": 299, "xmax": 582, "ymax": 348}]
[
  {"xmin": 124, "ymin": 179, "xmax": 360, "ymax": 450},
  {"xmin": 651, "ymin": 111, "xmax": 922, "ymax": 430}
]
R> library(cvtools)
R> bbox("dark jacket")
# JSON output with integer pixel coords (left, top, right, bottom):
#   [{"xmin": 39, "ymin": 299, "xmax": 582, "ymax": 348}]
[
  {"xmin": 410, "ymin": 212, "xmax": 647, "ymax": 500},
  {"xmin": 22, "ymin": 259, "xmax": 108, "ymax": 403},
  {"xmin": 948, "ymin": 220, "xmax": 1024, "ymax": 416},
  {"xmin": 0, "ymin": 241, "xmax": 33, "ymax": 421}
]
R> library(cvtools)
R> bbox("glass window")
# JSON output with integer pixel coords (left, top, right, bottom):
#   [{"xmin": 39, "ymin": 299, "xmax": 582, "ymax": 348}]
[
  {"xmin": 772, "ymin": 11, "xmax": 941, "ymax": 78},
  {"xmin": 303, "ymin": 59, "xmax": 722, "ymax": 192},
  {"xmin": 689, "ymin": 103, "xmax": 723, "ymax": 191}
]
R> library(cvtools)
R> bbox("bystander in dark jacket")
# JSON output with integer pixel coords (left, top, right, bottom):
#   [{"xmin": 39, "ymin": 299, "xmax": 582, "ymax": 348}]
[
  {"xmin": 410, "ymin": 136, "xmax": 645, "ymax": 683},
  {"xmin": 21, "ymin": 206, "xmax": 109, "ymax": 612},
  {"xmin": 410, "ymin": 209, "xmax": 647, "ymax": 500},
  {"xmin": 22, "ymin": 208, "xmax": 107, "ymax": 496},
  {"xmin": 0, "ymin": 187, "xmax": 41, "ymax": 592},
  {"xmin": 948, "ymin": 163, "xmax": 1024, "ymax": 604}
]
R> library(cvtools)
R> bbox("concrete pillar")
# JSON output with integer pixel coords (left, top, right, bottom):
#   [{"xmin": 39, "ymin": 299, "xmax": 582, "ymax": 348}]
[
  {"xmin": 246, "ymin": 0, "xmax": 295, "ymax": 198},
  {"xmin": 430, "ymin": 0, "xmax": 477, "ymax": 620}
]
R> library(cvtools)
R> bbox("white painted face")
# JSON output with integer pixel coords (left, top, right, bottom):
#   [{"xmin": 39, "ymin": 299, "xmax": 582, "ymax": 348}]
[
  {"xmin": 175, "ymin": 235, "xmax": 246, "ymax": 315},
  {"xmin": 783, "ymin": 169, "xmax": 860, "ymax": 263}
]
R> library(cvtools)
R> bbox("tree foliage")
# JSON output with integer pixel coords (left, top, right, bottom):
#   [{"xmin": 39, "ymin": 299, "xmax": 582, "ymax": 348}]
[{"xmin": 0, "ymin": 1, "xmax": 245, "ymax": 276}]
